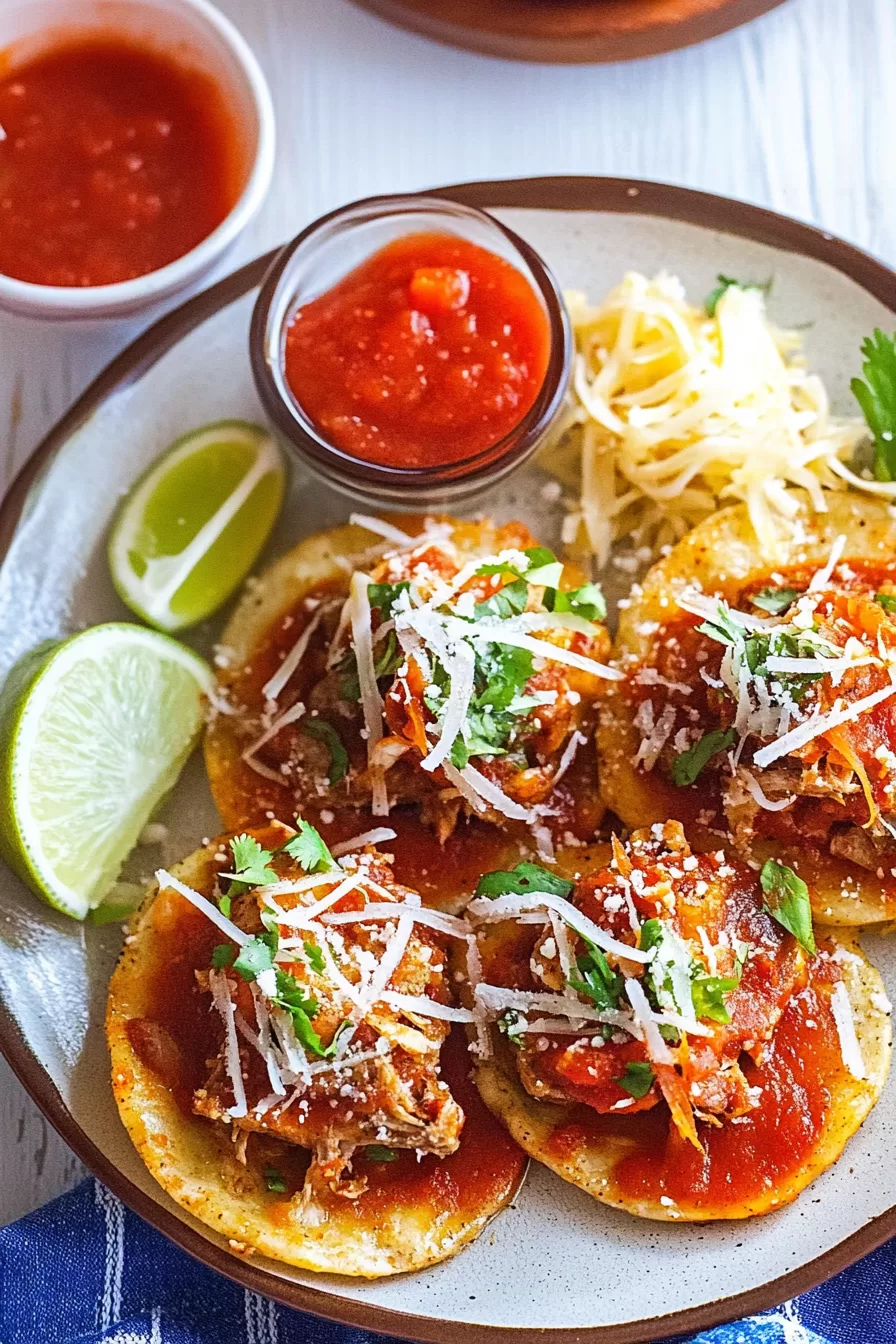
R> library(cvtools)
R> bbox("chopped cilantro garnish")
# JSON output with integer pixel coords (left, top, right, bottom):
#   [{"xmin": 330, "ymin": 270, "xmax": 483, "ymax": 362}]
[
  {"xmin": 851, "ymin": 329, "xmax": 896, "ymax": 482},
  {"xmin": 367, "ymin": 580, "xmax": 411, "ymax": 618},
  {"xmin": 263, "ymin": 1165, "xmax": 287, "ymax": 1193},
  {"xmin": 476, "ymin": 546, "xmax": 558, "ymax": 582},
  {"xmin": 568, "ymin": 938, "xmax": 624, "ymax": 1011},
  {"xmin": 476, "ymin": 861, "xmax": 574, "ymax": 900},
  {"xmin": 270, "ymin": 969, "xmax": 331, "ymax": 1057},
  {"xmin": 211, "ymin": 943, "xmax": 236, "ymax": 969},
  {"xmin": 340, "ymin": 629, "xmax": 402, "ymax": 702},
  {"xmin": 639, "ymin": 918, "xmax": 664, "ymax": 953},
  {"xmin": 365, "ymin": 1144, "xmax": 398, "ymax": 1163},
  {"xmin": 224, "ymin": 834, "xmax": 278, "ymax": 895},
  {"xmin": 875, "ymin": 592, "xmax": 896, "ymax": 613},
  {"xmin": 217, "ymin": 891, "xmax": 232, "ymax": 918},
  {"xmin": 760, "ymin": 859, "xmax": 816, "ymax": 955},
  {"xmin": 671, "ymin": 728, "xmax": 736, "ymax": 787},
  {"xmin": 752, "ymin": 586, "xmax": 802, "ymax": 615},
  {"xmin": 497, "ymin": 1009, "xmax": 526, "ymax": 1046},
  {"xmin": 615, "ymin": 1061, "xmax": 655, "ymax": 1099},
  {"xmin": 303, "ymin": 939, "xmax": 325, "ymax": 974},
  {"xmin": 690, "ymin": 972, "xmax": 740, "ymax": 1024},
  {"xmin": 282, "ymin": 819, "xmax": 336, "ymax": 873},
  {"xmin": 705, "ymin": 274, "xmax": 771, "ymax": 318},
  {"xmin": 233, "ymin": 930, "xmax": 278, "ymax": 982},
  {"xmin": 302, "ymin": 718, "xmax": 349, "ymax": 785},
  {"xmin": 473, "ymin": 577, "xmax": 528, "ymax": 621},
  {"xmin": 524, "ymin": 556, "xmax": 564, "ymax": 589},
  {"xmin": 303, "ymin": 940, "xmax": 327, "ymax": 973},
  {"xmin": 547, "ymin": 582, "xmax": 607, "ymax": 623},
  {"xmin": 697, "ymin": 599, "xmax": 830, "ymax": 704}
]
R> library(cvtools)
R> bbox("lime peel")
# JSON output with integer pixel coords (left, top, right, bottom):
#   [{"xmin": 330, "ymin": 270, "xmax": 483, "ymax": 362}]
[
  {"xmin": 0, "ymin": 623, "xmax": 211, "ymax": 919},
  {"xmin": 109, "ymin": 421, "xmax": 285, "ymax": 632}
]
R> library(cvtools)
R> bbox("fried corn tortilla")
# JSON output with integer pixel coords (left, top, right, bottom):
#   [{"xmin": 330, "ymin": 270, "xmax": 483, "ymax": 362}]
[
  {"xmin": 206, "ymin": 516, "xmax": 608, "ymax": 843},
  {"xmin": 598, "ymin": 493, "xmax": 896, "ymax": 924},
  {"xmin": 107, "ymin": 829, "xmax": 525, "ymax": 1276},
  {"xmin": 469, "ymin": 827, "xmax": 892, "ymax": 1222}
]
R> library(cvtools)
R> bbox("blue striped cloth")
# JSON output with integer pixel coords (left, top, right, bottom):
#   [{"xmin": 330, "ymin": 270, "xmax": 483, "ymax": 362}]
[{"xmin": 1, "ymin": 1179, "xmax": 894, "ymax": 1343}]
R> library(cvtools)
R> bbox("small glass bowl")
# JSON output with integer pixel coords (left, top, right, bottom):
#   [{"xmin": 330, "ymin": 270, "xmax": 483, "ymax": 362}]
[{"xmin": 249, "ymin": 193, "xmax": 572, "ymax": 512}]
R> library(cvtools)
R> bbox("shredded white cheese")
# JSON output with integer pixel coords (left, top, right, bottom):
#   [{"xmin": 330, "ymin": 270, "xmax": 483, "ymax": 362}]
[
  {"xmin": 552, "ymin": 273, "xmax": 875, "ymax": 565},
  {"xmin": 829, "ymin": 980, "xmax": 866, "ymax": 1080}
]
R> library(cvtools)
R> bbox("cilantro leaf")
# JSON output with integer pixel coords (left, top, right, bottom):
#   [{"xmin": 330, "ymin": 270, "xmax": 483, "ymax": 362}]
[
  {"xmin": 211, "ymin": 943, "xmax": 236, "ymax": 968},
  {"xmin": 474, "ymin": 645, "xmax": 534, "ymax": 710},
  {"xmin": 473, "ymin": 578, "xmax": 528, "ymax": 621},
  {"xmin": 449, "ymin": 736, "xmax": 469, "ymax": 769},
  {"xmin": 523, "ymin": 546, "xmax": 558, "ymax": 570},
  {"xmin": 475, "ymin": 547, "xmax": 559, "ymax": 584},
  {"xmin": 365, "ymin": 1144, "xmax": 398, "ymax": 1163},
  {"xmin": 568, "ymin": 939, "xmax": 624, "ymax": 1011},
  {"xmin": 282, "ymin": 819, "xmax": 336, "ymax": 873},
  {"xmin": 851, "ymin": 329, "xmax": 896, "ymax": 482},
  {"xmin": 705, "ymin": 274, "xmax": 771, "ymax": 318},
  {"xmin": 875, "ymin": 592, "xmax": 896, "ymax": 613},
  {"xmin": 690, "ymin": 972, "xmax": 740, "ymax": 1024},
  {"xmin": 233, "ymin": 930, "xmax": 278, "ymax": 982},
  {"xmin": 218, "ymin": 891, "xmax": 232, "ymax": 918},
  {"xmin": 548, "ymin": 582, "xmax": 607, "ymax": 624},
  {"xmin": 476, "ymin": 862, "xmax": 574, "ymax": 899},
  {"xmin": 523, "ymin": 547, "xmax": 564, "ymax": 588},
  {"xmin": 615, "ymin": 1061, "xmax": 655, "ymax": 1099},
  {"xmin": 696, "ymin": 601, "xmax": 751, "ymax": 647},
  {"xmin": 263, "ymin": 1165, "xmax": 287, "ymax": 1193},
  {"xmin": 271, "ymin": 969, "xmax": 330, "ymax": 1056},
  {"xmin": 760, "ymin": 859, "xmax": 816, "ymax": 955},
  {"xmin": 302, "ymin": 718, "xmax": 349, "ymax": 785},
  {"xmin": 639, "ymin": 917, "xmax": 664, "ymax": 953},
  {"xmin": 752, "ymin": 586, "xmax": 802, "ymax": 615},
  {"xmin": 497, "ymin": 1009, "xmax": 526, "ymax": 1046},
  {"xmin": 225, "ymin": 834, "xmax": 278, "ymax": 895},
  {"xmin": 671, "ymin": 728, "xmax": 736, "ymax": 787},
  {"xmin": 367, "ymin": 581, "xmax": 410, "ymax": 618},
  {"xmin": 303, "ymin": 939, "xmax": 325, "ymax": 974}
]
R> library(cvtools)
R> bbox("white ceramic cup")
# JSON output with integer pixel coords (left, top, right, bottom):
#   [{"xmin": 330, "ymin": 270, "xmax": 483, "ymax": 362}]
[{"xmin": 0, "ymin": 0, "xmax": 275, "ymax": 320}]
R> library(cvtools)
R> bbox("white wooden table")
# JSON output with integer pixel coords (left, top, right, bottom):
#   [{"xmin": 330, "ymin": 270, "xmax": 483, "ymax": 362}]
[{"xmin": 0, "ymin": 0, "xmax": 892, "ymax": 1228}]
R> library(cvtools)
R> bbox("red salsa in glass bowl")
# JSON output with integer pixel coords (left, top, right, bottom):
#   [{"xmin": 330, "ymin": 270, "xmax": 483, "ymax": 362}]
[{"xmin": 250, "ymin": 194, "xmax": 571, "ymax": 510}]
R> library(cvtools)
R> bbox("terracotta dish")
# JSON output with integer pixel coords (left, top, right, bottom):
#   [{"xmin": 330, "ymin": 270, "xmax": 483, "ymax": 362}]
[{"xmin": 346, "ymin": 0, "xmax": 788, "ymax": 65}]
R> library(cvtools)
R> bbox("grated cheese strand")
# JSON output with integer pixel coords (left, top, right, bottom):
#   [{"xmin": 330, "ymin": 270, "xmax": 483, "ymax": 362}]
[
  {"xmin": 155, "ymin": 870, "xmax": 249, "ymax": 946},
  {"xmin": 262, "ymin": 604, "xmax": 327, "ymax": 703},
  {"xmin": 752, "ymin": 673, "xmax": 896, "ymax": 768},
  {"xmin": 830, "ymin": 980, "xmax": 866, "ymax": 1080},
  {"xmin": 209, "ymin": 969, "xmax": 248, "ymax": 1118},
  {"xmin": 349, "ymin": 570, "xmax": 388, "ymax": 814}
]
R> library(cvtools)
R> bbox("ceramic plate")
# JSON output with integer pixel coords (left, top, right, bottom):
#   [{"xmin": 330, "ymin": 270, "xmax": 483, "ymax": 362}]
[
  {"xmin": 2, "ymin": 179, "xmax": 896, "ymax": 1344},
  {"xmin": 346, "ymin": 0, "xmax": 787, "ymax": 65}
]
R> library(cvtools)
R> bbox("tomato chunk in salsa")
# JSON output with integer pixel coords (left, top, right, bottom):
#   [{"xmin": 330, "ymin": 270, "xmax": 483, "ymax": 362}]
[
  {"xmin": 0, "ymin": 38, "xmax": 242, "ymax": 287},
  {"xmin": 283, "ymin": 232, "xmax": 552, "ymax": 469}
]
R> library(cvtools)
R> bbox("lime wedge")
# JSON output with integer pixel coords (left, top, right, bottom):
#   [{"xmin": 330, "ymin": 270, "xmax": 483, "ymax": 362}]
[
  {"xmin": 0, "ymin": 624, "xmax": 211, "ymax": 919},
  {"xmin": 109, "ymin": 421, "xmax": 286, "ymax": 632}
]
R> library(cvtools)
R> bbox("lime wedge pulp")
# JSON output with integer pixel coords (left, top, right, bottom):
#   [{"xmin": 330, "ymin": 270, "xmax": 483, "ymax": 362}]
[
  {"xmin": 0, "ymin": 624, "xmax": 211, "ymax": 919},
  {"xmin": 108, "ymin": 420, "xmax": 286, "ymax": 632}
]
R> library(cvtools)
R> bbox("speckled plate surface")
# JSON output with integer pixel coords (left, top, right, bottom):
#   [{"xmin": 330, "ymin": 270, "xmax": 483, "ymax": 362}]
[{"xmin": 2, "ymin": 179, "xmax": 896, "ymax": 1343}]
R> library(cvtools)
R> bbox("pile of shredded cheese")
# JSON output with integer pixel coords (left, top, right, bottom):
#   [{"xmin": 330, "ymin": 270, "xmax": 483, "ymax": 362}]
[{"xmin": 549, "ymin": 272, "xmax": 881, "ymax": 565}]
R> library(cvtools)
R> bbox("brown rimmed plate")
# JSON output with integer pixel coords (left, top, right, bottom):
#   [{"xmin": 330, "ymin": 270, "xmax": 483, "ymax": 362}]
[
  {"xmin": 346, "ymin": 0, "xmax": 788, "ymax": 65},
  {"xmin": 0, "ymin": 178, "xmax": 895, "ymax": 1343}
]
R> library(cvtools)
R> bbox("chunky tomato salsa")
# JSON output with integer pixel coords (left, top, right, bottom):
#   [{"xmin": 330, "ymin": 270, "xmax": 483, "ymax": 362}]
[
  {"xmin": 0, "ymin": 38, "xmax": 242, "ymax": 287},
  {"xmin": 283, "ymin": 232, "xmax": 551, "ymax": 469}
]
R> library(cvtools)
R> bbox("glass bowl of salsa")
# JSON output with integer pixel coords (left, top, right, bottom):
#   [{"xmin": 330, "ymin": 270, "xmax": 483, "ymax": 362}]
[
  {"xmin": 0, "ymin": 0, "xmax": 275, "ymax": 320},
  {"xmin": 249, "ymin": 194, "xmax": 572, "ymax": 510}
]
